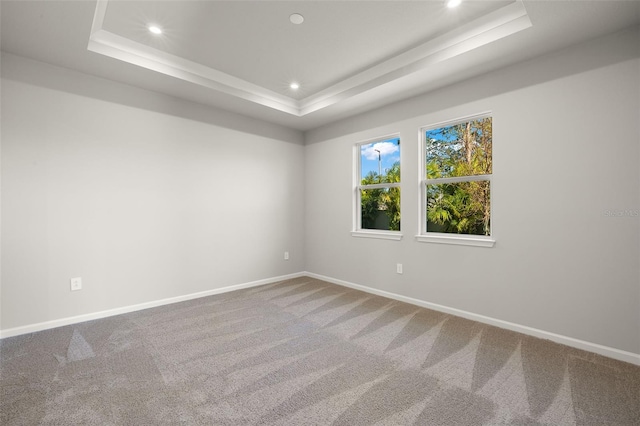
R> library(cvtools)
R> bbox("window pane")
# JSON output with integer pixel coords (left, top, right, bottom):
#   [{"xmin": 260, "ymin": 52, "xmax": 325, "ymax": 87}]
[
  {"xmin": 361, "ymin": 187, "xmax": 400, "ymax": 231},
  {"xmin": 426, "ymin": 180, "xmax": 490, "ymax": 235},
  {"xmin": 425, "ymin": 118, "xmax": 492, "ymax": 179},
  {"xmin": 360, "ymin": 138, "xmax": 400, "ymax": 184}
]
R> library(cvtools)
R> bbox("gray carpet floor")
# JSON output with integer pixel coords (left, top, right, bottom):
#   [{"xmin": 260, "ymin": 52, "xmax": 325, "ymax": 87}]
[{"xmin": 2, "ymin": 276, "xmax": 639, "ymax": 425}]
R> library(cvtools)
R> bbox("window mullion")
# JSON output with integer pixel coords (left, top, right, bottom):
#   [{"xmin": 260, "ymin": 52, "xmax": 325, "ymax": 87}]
[
  {"xmin": 359, "ymin": 182, "xmax": 401, "ymax": 190},
  {"xmin": 425, "ymin": 174, "xmax": 491, "ymax": 185}
]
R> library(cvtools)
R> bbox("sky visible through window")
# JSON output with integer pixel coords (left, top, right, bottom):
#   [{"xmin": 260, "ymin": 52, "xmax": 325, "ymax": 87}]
[
  {"xmin": 360, "ymin": 137, "xmax": 400, "ymax": 181},
  {"xmin": 425, "ymin": 126, "xmax": 458, "ymax": 145}
]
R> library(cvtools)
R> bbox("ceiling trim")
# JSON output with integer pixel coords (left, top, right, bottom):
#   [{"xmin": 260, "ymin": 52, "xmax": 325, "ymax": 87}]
[
  {"xmin": 88, "ymin": 0, "xmax": 299, "ymax": 115},
  {"xmin": 88, "ymin": 0, "xmax": 532, "ymax": 117},
  {"xmin": 299, "ymin": 1, "xmax": 532, "ymax": 116}
]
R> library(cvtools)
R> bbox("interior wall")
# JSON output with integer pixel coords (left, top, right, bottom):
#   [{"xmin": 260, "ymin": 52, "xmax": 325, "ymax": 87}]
[
  {"xmin": 1, "ymin": 54, "xmax": 305, "ymax": 331},
  {"xmin": 304, "ymin": 29, "xmax": 640, "ymax": 355},
  {"xmin": 1, "ymin": 28, "xmax": 639, "ymax": 358}
]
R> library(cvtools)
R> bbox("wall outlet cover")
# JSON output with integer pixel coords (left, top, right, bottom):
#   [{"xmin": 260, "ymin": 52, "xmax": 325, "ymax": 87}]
[{"xmin": 70, "ymin": 277, "xmax": 82, "ymax": 291}]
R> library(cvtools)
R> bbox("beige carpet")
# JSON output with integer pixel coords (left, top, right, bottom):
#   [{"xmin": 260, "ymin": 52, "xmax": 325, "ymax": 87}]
[{"xmin": 2, "ymin": 276, "xmax": 639, "ymax": 425}]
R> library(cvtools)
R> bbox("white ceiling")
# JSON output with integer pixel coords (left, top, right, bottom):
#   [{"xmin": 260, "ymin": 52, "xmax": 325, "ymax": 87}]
[
  {"xmin": 99, "ymin": 0, "xmax": 514, "ymax": 100},
  {"xmin": 2, "ymin": 1, "xmax": 639, "ymax": 131}
]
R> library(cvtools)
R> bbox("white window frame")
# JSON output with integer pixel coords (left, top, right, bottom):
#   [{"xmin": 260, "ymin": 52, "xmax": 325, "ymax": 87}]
[
  {"xmin": 352, "ymin": 134, "xmax": 403, "ymax": 241},
  {"xmin": 416, "ymin": 113, "xmax": 495, "ymax": 247}
]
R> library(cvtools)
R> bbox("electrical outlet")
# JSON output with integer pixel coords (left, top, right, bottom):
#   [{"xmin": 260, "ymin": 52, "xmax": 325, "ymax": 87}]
[
  {"xmin": 70, "ymin": 277, "xmax": 82, "ymax": 291},
  {"xmin": 284, "ymin": 251, "xmax": 290, "ymax": 260},
  {"xmin": 396, "ymin": 264, "xmax": 403, "ymax": 274}
]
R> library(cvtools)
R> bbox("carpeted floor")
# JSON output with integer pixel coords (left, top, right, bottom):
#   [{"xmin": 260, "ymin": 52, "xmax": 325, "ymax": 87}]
[{"xmin": 1, "ymin": 276, "xmax": 639, "ymax": 425}]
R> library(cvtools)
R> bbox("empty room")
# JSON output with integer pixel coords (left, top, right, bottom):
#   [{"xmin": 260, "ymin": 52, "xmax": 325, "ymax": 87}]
[{"xmin": 1, "ymin": 0, "xmax": 639, "ymax": 425}]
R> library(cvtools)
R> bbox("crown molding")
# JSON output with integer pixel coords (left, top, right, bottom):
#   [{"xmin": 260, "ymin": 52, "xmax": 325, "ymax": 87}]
[{"xmin": 88, "ymin": 0, "xmax": 531, "ymax": 117}]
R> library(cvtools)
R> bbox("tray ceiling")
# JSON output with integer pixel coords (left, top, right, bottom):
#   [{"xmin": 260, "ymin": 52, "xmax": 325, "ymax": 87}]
[
  {"xmin": 88, "ymin": 0, "xmax": 531, "ymax": 116},
  {"xmin": 2, "ymin": 1, "xmax": 639, "ymax": 131}
]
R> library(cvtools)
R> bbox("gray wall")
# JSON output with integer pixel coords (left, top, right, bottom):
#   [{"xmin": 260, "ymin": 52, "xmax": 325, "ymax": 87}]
[
  {"xmin": 1, "ymin": 54, "xmax": 305, "ymax": 331},
  {"xmin": 304, "ymin": 28, "xmax": 640, "ymax": 354},
  {"xmin": 1, "ymin": 28, "xmax": 639, "ymax": 358}
]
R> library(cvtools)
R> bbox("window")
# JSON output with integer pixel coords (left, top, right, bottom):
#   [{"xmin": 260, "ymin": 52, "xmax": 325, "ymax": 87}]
[
  {"xmin": 418, "ymin": 115, "xmax": 495, "ymax": 247},
  {"xmin": 353, "ymin": 136, "xmax": 401, "ymax": 240}
]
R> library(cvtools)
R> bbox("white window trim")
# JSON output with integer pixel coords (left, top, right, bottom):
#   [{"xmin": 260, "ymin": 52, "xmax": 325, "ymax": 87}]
[
  {"xmin": 352, "ymin": 230, "xmax": 403, "ymax": 241},
  {"xmin": 417, "ymin": 113, "xmax": 495, "ymax": 248},
  {"xmin": 353, "ymin": 134, "xmax": 403, "ymax": 241},
  {"xmin": 415, "ymin": 233, "xmax": 495, "ymax": 247}
]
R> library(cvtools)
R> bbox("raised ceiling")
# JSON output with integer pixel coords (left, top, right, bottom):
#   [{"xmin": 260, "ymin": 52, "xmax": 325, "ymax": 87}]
[
  {"xmin": 100, "ymin": 1, "xmax": 513, "ymax": 100},
  {"xmin": 89, "ymin": 0, "xmax": 530, "ymax": 116},
  {"xmin": 2, "ymin": 1, "xmax": 640, "ymax": 131}
]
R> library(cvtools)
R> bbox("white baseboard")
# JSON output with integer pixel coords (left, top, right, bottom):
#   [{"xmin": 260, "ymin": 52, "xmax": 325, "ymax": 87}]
[
  {"xmin": 305, "ymin": 272, "xmax": 640, "ymax": 366},
  {"xmin": 3, "ymin": 270, "xmax": 638, "ymax": 366},
  {"xmin": 0, "ymin": 272, "xmax": 305, "ymax": 339}
]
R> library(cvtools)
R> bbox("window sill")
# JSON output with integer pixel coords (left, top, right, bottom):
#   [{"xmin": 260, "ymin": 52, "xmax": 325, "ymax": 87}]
[
  {"xmin": 415, "ymin": 234, "xmax": 495, "ymax": 247},
  {"xmin": 351, "ymin": 230, "xmax": 403, "ymax": 241}
]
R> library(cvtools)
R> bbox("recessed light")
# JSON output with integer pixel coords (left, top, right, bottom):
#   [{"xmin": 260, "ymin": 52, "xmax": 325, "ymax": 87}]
[
  {"xmin": 290, "ymin": 82, "xmax": 300, "ymax": 90},
  {"xmin": 446, "ymin": 0, "xmax": 461, "ymax": 8},
  {"xmin": 289, "ymin": 13, "xmax": 304, "ymax": 25},
  {"xmin": 148, "ymin": 25, "xmax": 162, "ymax": 35}
]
